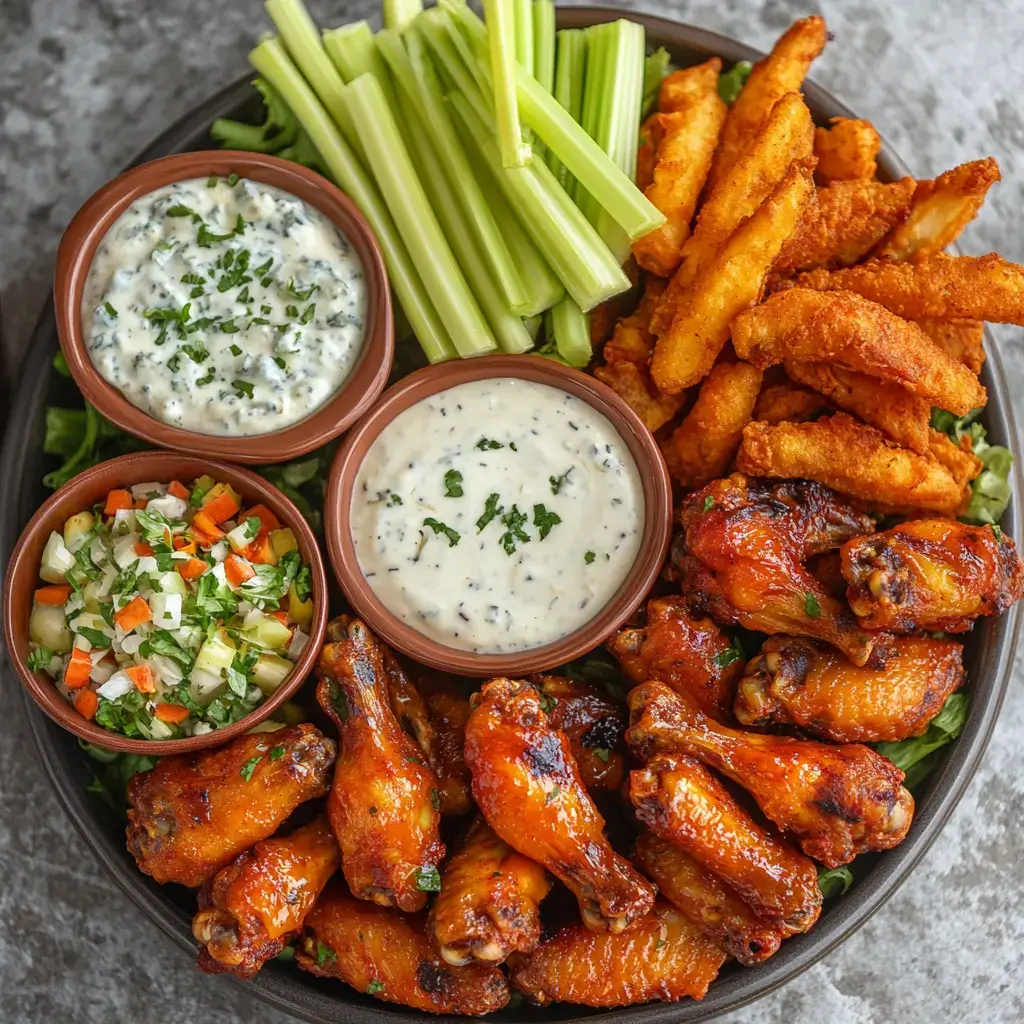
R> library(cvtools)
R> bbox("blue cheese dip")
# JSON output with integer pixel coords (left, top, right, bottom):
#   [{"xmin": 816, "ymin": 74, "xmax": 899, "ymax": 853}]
[
  {"xmin": 350, "ymin": 378, "xmax": 645, "ymax": 653},
  {"xmin": 82, "ymin": 175, "xmax": 367, "ymax": 435}
]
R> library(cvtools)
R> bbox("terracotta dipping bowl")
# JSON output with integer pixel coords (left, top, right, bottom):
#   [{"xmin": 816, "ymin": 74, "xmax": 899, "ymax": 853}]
[
  {"xmin": 326, "ymin": 355, "xmax": 673, "ymax": 676},
  {"xmin": 54, "ymin": 151, "xmax": 393, "ymax": 463},
  {"xmin": 3, "ymin": 451, "xmax": 328, "ymax": 754}
]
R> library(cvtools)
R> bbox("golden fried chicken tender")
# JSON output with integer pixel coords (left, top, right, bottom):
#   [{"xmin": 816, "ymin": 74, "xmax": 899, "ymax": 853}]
[
  {"xmin": 735, "ymin": 635, "xmax": 966, "ymax": 742},
  {"xmin": 125, "ymin": 724, "xmax": 335, "ymax": 888},
  {"xmin": 876, "ymin": 158, "xmax": 1001, "ymax": 260},
  {"xmin": 511, "ymin": 901, "xmax": 727, "ymax": 1007},
  {"xmin": 813, "ymin": 117, "xmax": 882, "ymax": 184},
  {"xmin": 593, "ymin": 360, "xmax": 685, "ymax": 433},
  {"xmin": 636, "ymin": 113, "xmax": 664, "ymax": 193},
  {"xmin": 918, "ymin": 318, "xmax": 985, "ymax": 374},
  {"xmin": 753, "ymin": 380, "xmax": 833, "ymax": 423},
  {"xmin": 790, "ymin": 253, "xmax": 1024, "ymax": 324},
  {"xmin": 732, "ymin": 288, "xmax": 987, "ymax": 414},
  {"xmin": 772, "ymin": 178, "xmax": 916, "ymax": 275},
  {"xmin": 633, "ymin": 60, "xmax": 727, "ymax": 277},
  {"xmin": 660, "ymin": 360, "xmax": 763, "ymax": 487},
  {"xmin": 706, "ymin": 15, "xmax": 827, "ymax": 193},
  {"xmin": 298, "ymin": 882, "xmax": 509, "ymax": 1014},
  {"xmin": 602, "ymin": 277, "xmax": 666, "ymax": 367},
  {"xmin": 651, "ymin": 161, "xmax": 814, "ymax": 393},
  {"xmin": 737, "ymin": 414, "xmax": 973, "ymax": 517},
  {"xmin": 929, "ymin": 431, "xmax": 984, "ymax": 491}
]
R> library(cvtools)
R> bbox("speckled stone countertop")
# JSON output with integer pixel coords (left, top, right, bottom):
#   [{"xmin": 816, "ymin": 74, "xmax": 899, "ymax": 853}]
[{"xmin": 1, "ymin": 1, "xmax": 1022, "ymax": 1021}]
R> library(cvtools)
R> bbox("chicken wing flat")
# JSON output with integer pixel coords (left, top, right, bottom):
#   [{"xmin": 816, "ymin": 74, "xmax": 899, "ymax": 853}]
[
  {"xmin": 420, "ymin": 677, "xmax": 473, "ymax": 816},
  {"xmin": 918, "ymin": 318, "xmax": 985, "ymax": 375},
  {"xmin": 193, "ymin": 814, "xmax": 340, "ymax": 978},
  {"xmin": 430, "ymin": 816, "xmax": 551, "ymax": 966},
  {"xmin": 464, "ymin": 677, "xmax": 655, "ymax": 932},
  {"xmin": 126, "ymin": 724, "xmax": 335, "ymax": 887},
  {"xmin": 607, "ymin": 595, "xmax": 744, "ymax": 722},
  {"xmin": 629, "ymin": 682, "xmax": 914, "ymax": 867},
  {"xmin": 735, "ymin": 635, "xmax": 966, "ymax": 742},
  {"xmin": 812, "ymin": 117, "xmax": 881, "ymax": 184},
  {"xmin": 629, "ymin": 750, "xmax": 821, "ymax": 931},
  {"xmin": 316, "ymin": 616, "xmax": 444, "ymax": 911},
  {"xmin": 842, "ymin": 520, "xmax": 1024, "ymax": 633},
  {"xmin": 297, "ymin": 882, "xmax": 509, "ymax": 1015},
  {"xmin": 633, "ymin": 829, "xmax": 785, "ymax": 965},
  {"xmin": 510, "ymin": 901, "xmax": 727, "ymax": 1007},
  {"xmin": 678, "ymin": 474, "xmax": 887, "ymax": 668}
]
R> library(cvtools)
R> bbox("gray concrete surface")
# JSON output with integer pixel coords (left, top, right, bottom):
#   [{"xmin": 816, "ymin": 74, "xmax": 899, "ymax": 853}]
[{"xmin": 1, "ymin": 0, "xmax": 1022, "ymax": 1021}]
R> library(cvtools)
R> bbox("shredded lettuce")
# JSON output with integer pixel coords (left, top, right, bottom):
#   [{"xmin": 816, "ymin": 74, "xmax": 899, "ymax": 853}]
[
  {"xmin": 874, "ymin": 692, "xmax": 969, "ymax": 789},
  {"xmin": 718, "ymin": 60, "xmax": 752, "ymax": 105},
  {"xmin": 818, "ymin": 865, "xmax": 853, "ymax": 899},
  {"xmin": 80, "ymin": 740, "xmax": 159, "ymax": 815},
  {"xmin": 640, "ymin": 47, "xmax": 673, "ymax": 118}
]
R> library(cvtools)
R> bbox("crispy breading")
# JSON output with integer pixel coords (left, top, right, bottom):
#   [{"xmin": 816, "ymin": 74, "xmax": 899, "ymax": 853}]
[
  {"xmin": 636, "ymin": 113, "xmax": 664, "ymax": 193},
  {"xmin": 772, "ymin": 178, "xmax": 916, "ymax": 276},
  {"xmin": 661, "ymin": 361, "xmax": 763, "ymax": 487},
  {"xmin": 633, "ymin": 60, "xmax": 727, "ymax": 277},
  {"xmin": 875, "ymin": 158, "xmax": 1001, "ymax": 260},
  {"xmin": 929, "ymin": 430, "xmax": 984, "ymax": 490},
  {"xmin": 736, "ymin": 414, "xmax": 971, "ymax": 517},
  {"xmin": 601, "ymin": 278, "xmax": 666, "ymax": 367},
  {"xmin": 813, "ymin": 117, "xmax": 882, "ymax": 184},
  {"xmin": 594, "ymin": 361, "xmax": 684, "ymax": 432},
  {"xmin": 652, "ymin": 91, "xmax": 815, "ymax": 335},
  {"xmin": 785, "ymin": 361, "xmax": 932, "ymax": 453},
  {"xmin": 753, "ymin": 380, "xmax": 833, "ymax": 423},
  {"xmin": 918, "ymin": 318, "xmax": 985, "ymax": 374},
  {"xmin": 706, "ymin": 15, "xmax": 827, "ymax": 193},
  {"xmin": 788, "ymin": 254, "xmax": 1024, "ymax": 323},
  {"xmin": 732, "ymin": 288, "xmax": 987, "ymax": 415},
  {"xmin": 651, "ymin": 161, "xmax": 814, "ymax": 394}
]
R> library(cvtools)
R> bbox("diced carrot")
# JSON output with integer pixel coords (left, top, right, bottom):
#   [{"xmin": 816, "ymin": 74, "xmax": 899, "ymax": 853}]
[
  {"xmin": 75, "ymin": 688, "xmax": 99, "ymax": 720},
  {"xmin": 104, "ymin": 489, "xmax": 133, "ymax": 515},
  {"xmin": 270, "ymin": 609, "xmax": 290, "ymax": 625},
  {"xmin": 114, "ymin": 595, "xmax": 152, "ymax": 632},
  {"xmin": 173, "ymin": 536, "xmax": 197, "ymax": 555},
  {"xmin": 168, "ymin": 480, "xmax": 190, "ymax": 500},
  {"xmin": 241, "ymin": 504, "xmax": 281, "ymax": 532},
  {"xmin": 192, "ymin": 510, "xmax": 225, "ymax": 543},
  {"xmin": 125, "ymin": 664, "xmax": 155, "ymax": 693},
  {"xmin": 134, "ymin": 541, "xmax": 154, "ymax": 557},
  {"xmin": 34, "ymin": 585, "xmax": 72, "ymax": 606},
  {"xmin": 64, "ymin": 647, "xmax": 94, "ymax": 688},
  {"xmin": 176, "ymin": 557, "xmax": 209, "ymax": 580},
  {"xmin": 154, "ymin": 702, "xmax": 190, "ymax": 724},
  {"xmin": 134, "ymin": 499, "xmax": 149, "ymax": 510},
  {"xmin": 224, "ymin": 553, "xmax": 256, "ymax": 587},
  {"xmin": 202, "ymin": 491, "xmax": 241, "ymax": 524},
  {"xmin": 243, "ymin": 535, "xmax": 276, "ymax": 565}
]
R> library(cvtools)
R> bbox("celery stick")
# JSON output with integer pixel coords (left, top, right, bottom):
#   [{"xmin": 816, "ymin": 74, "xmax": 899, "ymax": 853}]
[
  {"xmin": 533, "ymin": 0, "xmax": 556, "ymax": 93},
  {"xmin": 322, "ymin": 22, "xmax": 382, "ymax": 82},
  {"xmin": 548, "ymin": 29, "xmax": 586, "ymax": 190},
  {"xmin": 383, "ymin": 0, "xmax": 422, "ymax": 31},
  {"xmin": 483, "ymin": 0, "xmax": 532, "ymax": 167},
  {"xmin": 434, "ymin": 3, "xmax": 491, "ymax": 93},
  {"xmin": 513, "ymin": 0, "xmax": 535, "ymax": 75},
  {"xmin": 250, "ymin": 38, "xmax": 455, "ymax": 363},
  {"xmin": 524, "ymin": 313, "xmax": 543, "ymax": 340},
  {"xmin": 415, "ymin": 9, "xmax": 493, "ymax": 128},
  {"xmin": 345, "ymin": 73, "xmax": 497, "ymax": 358},
  {"xmin": 548, "ymin": 294, "xmax": 593, "ymax": 367},
  {"xmin": 449, "ymin": 91, "xmax": 629, "ymax": 311}
]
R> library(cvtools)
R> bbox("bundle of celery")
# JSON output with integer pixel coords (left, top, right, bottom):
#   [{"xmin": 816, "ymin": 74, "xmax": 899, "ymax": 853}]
[{"xmin": 213, "ymin": 0, "xmax": 664, "ymax": 367}]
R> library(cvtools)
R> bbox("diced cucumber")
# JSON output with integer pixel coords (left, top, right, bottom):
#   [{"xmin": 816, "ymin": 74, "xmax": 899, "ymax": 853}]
[
  {"xmin": 243, "ymin": 615, "xmax": 292, "ymax": 651},
  {"xmin": 194, "ymin": 630, "xmax": 237, "ymax": 676},
  {"xmin": 251, "ymin": 653, "xmax": 293, "ymax": 695},
  {"xmin": 150, "ymin": 592, "xmax": 182, "ymax": 630},
  {"xmin": 288, "ymin": 581, "xmax": 313, "ymax": 630},
  {"xmin": 63, "ymin": 511, "xmax": 95, "ymax": 552},
  {"xmin": 192, "ymin": 474, "xmax": 216, "ymax": 504},
  {"xmin": 29, "ymin": 603, "xmax": 72, "ymax": 653},
  {"xmin": 270, "ymin": 528, "xmax": 297, "ymax": 557},
  {"xmin": 139, "ymin": 716, "xmax": 174, "ymax": 740},
  {"xmin": 40, "ymin": 531, "xmax": 75, "ymax": 583},
  {"xmin": 188, "ymin": 666, "xmax": 226, "ymax": 706}
]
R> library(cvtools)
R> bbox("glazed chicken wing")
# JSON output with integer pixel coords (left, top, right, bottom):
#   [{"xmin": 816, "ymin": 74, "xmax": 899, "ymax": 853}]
[
  {"xmin": 464, "ymin": 677, "xmax": 655, "ymax": 933},
  {"xmin": 510, "ymin": 901, "xmax": 727, "ymax": 1007},
  {"xmin": 421, "ymin": 681, "xmax": 473, "ymax": 816},
  {"xmin": 632, "ymin": 829, "xmax": 784, "ymax": 965},
  {"xmin": 126, "ymin": 724, "xmax": 335, "ymax": 887},
  {"xmin": 842, "ymin": 520, "xmax": 1024, "ymax": 633},
  {"xmin": 629, "ymin": 681, "xmax": 914, "ymax": 867},
  {"xmin": 678, "ymin": 474, "xmax": 889, "ymax": 667},
  {"xmin": 430, "ymin": 816, "xmax": 551, "ymax": 967},
  {"xmin": 607, "ymin": 595, "xmax": 744, "ymax": 722},
  {"xmin": 629, "ymin": 752, "xmax": 821, "ymax": 931},
  {"xmin": 316, "ymin": 616, "xmax": 444, "ymax": 912},
  {"xmin": 297, "ymin": 882, "xmax": 509, "ymax": 1015},
  {"xmin": 735, "ymin": 635, "xmax": 965, "ymax": 742},
  {"xmin": 193, "ymin": 814, "xmax": 340, "ymax": 978}
]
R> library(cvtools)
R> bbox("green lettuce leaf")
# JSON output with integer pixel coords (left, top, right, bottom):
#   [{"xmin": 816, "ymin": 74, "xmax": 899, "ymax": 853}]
[
  {"xmin": 718, "ymin": 60, "xmax": 752, "ymax": 105},
  {"xmin": 874, "ymin": 692, "xmax": 969, "ymax": 788}
]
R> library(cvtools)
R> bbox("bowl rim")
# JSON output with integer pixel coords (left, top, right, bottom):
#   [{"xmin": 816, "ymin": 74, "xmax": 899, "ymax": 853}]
[
  {"xmin": 324, "ymin": 354, "xmax": 673, "ymax": 676},
  {"xmin": 53, "ymin": 149, "xmax": 395, "ymax": 464},
  {"xmin": 3, "ymin": 450, "xmax": 329, "ymax": 755}
]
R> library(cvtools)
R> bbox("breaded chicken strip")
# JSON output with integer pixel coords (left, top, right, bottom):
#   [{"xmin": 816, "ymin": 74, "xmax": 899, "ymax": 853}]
[
  {"xmin": 918, "ymin": 318, "xmax": 985, "ymax": 374},
  {"xmin": 813, "ymin": 117, "xmax": 882, "ymax": 184}
]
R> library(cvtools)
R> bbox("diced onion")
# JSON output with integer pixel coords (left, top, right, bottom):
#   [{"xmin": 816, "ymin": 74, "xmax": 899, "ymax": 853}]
[{"xmin": 131, "ymin": 481, "xmax": 167, "ymax": 500}]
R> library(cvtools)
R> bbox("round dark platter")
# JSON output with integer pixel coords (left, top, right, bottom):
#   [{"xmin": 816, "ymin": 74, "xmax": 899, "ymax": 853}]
[{"xmin": 1, "ymin": 7, "xmax": 1020, "ymax": 1023}]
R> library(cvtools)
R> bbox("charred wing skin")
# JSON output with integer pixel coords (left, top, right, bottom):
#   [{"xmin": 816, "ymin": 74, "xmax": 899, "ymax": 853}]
[
  {"xmin": 841, "ymin": 520, "xmax": 1024, "ymax": 633},
  {"xmin": 316, "ymin": 616, "xmax": 445, "ymax": 912},
  {"xmin": 632, "ymin": 829, "xmax": 785, "ymax": 965},
  {"xmin": 735, "ymin": 635, "xmax": 965, "ymax": 742},
  {"xmin": 430, "ymin": 817, "xmax": 551, "ymax": 966},
  {"xmin": 297, "ymin": 883, "xmax": 509, "ymax": 1015},
  {"xmin": 464, "ymin": 677, "xmax": 655, "ymax": 933},
  {"xmin": 193, "ymin": 815, "xmax": 340, "ymax": 978},
  {"xmin": 510, "ymin": 901, "xmax": 727, "ymax": 1007},
  {"xmin": 126, "ymin": 724, "xmax": 335, "ymax": 888}
]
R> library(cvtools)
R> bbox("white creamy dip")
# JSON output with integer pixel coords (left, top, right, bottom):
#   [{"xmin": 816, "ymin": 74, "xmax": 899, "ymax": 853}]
[
  {"xmin": 82, "ymin": 175, "xmax": 367, "ymax": 436},
  {"xmin": 350, "ymin": 378, "xmax": 644, "ymax": 653}
]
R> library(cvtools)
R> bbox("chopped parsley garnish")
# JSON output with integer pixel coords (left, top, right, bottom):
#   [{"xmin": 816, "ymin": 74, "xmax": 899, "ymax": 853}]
[
  {"xmin": 443, "ymin": 469, "xmax": 464, "ymax": 498},
  {"xmin": 27, "ymin": 646, "xmax": 54, "ymax": 672},
  {"xmin": 315, "ymin": 941, "xmax": 336, "ymax": 966},
  {"xmin": 102, "ymin": 301, "xmax": 118, "ymax": 318},
  {"xmin": 475, "ymin": 437, "xmax": 504, "ymax": 451},
  {"xmin": 415, "ymin": 866, "xmax": 442, "ymax": 892},
  {"xmin": 240, "ymin": 754, "xmax": 263, "ymax": 782},
  {"xmin": 702, "ymin": 495, "xmax": 715, "ymax": 512},
  {"xmin": 253, "ymin": 257, "xmax": 274, "ymax": 277},
  {"xmin": 206, "ymin": 175, "xmax": 218, "ymax": 188},
  {"xmin": 196, "ymin": 223, "xmax": 237, "ymax": 247},
  {"xmin": 273, "ymin": 356, "xmax": 287, "ymax": 371},
  {"xmin": 78, "ymin": 626, "xmax": 112, "ymax": 650},
  {"xmin": 532, "ymin": 503, "xmax": 561, "ymax": 540},
  {"xmin": 166, "ymin": 203, "xmax": 201, "ymax": 222},
  {"xmin": 229, "ymin": 344, "xmax": 243, "ymax": 357},
  {"xmin": 196, "ymin": 367, "xmax": 216, "ymax": 386},
  {"xmin": 285, "ymin": 304, "xmax": 299, "ymax": 318},
  {"xmin": 367, "ymin": 980, "xmax": 385, "ymax": 995},
  {"xmin": 476, "ymin": 493, "xmax": 503, "ymax": 532},
  {"xmin": 538, "ymin": 693, "xmax": 557, "ymax": 713},
  {"xmin": 545, "ymin": 785, "xmax": 561, "ymax": 805},
  {"xmin": 430, "ymin": 788, "xmax": 441, "ymax": 811},
  {"xmin": 285, "ymin": 279, "xmax": 317, "ymax": 301},
  {"xmin": 181, "ymin": 340, "xmax": 209, "ymax": 364},
  {"xmin": 217, "ymin": 248, "xmax": 251, "ymax": 292},
  {"xmin": 584, "ymin": 550, "xmax": 596, "ymax": 564},
  {"xmin": 593, "ymin": 747, "xmax": 612, "ymax": 763},
  {"xmin": 499, "ymin": 504, "xmax": 530, "ymax": 555},
  {"xmin": 804, "ymin": 593, "xmax": 822, "ymax": 619},
  {"xmin": 714, "ymin": 640, "xmax": 745, "ymax": 669},
  {"xmin": 181, "ymin": 273, "xmax": 205, "ymax": 286},
  {"xmin": 549, "ymin": 468, "xmax": 572, "ymax": 494},
  {"xmin": 992, "ymin": 523, "xmax": 1004, "ymax": 542},
  {"xmin": 423, "ymin": 517, "xmax": 460, "ymax": 547},
  {"xmin": 388, "ymin": 493, "xmax": 403, "ymax": 506},
  {"xmin": 219, "ymin": 319, "xmax": 240, "ymax": 334},
  {"xmin": 139, "ymin": 629, "xmax": 195, "ymax": 673},
  {"xmin": 232, "ymin": 379, "xmax": 255, "ymax": 399},
  {"xmin": 227, "ymin": 172, "xmax": 240, "ymax": 187},
  {"xmin": 300, "ymin": 303, "xmax": 316, "ymax": 324}
]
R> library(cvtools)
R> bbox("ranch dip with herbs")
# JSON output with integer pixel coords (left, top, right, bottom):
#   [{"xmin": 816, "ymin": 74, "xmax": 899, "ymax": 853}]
[
  {"xmin": 82, "ymin": 175, "xmax": 367, "ymax": 436},
  {"xmin": 350, "ymin": 378, "xmax": 644, "ymax": 653}
]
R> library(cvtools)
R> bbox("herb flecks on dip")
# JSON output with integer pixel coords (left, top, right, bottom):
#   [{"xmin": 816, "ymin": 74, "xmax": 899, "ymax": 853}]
[
  {"xmin": 350, "ymin": 378, "xmax": 644, "ymax": 654},
  {"xmin": 27, "ymin": 476, "xmax": 314, "ymax": 739},
  {"xmin": 82, "ymin": 175, "xmax": 367, "ymax": 436}
]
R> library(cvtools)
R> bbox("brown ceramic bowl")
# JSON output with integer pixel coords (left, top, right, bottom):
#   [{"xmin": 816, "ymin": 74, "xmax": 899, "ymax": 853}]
[
  {"xmin": 325, "ymin": 355, "xmax": 673, "ymax": 676},
  {"xmin": 3, "ymin": 451, "xmax": 328, "ymax": 754},
  {"xmin": 53, "ymin": 151, "xmax": 393, "ymax": 463}
]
